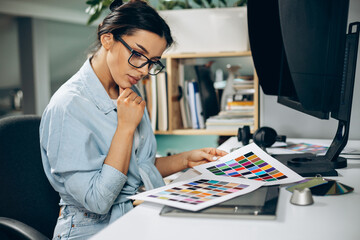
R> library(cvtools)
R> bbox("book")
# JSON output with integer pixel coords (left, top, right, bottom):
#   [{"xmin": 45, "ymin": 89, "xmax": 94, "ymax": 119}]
[
  {"xmin": 205, "ymin": 115, "xmax": 254, "ymax": 131},
  {"xmin": 227, "ymin": 101, "xmax": 254, "ymax": 106},
  {"xmin": 187, "ymin": 81, "xmax": 205, "ymax": 129},
  {"xmin": 156, "ymin": 72, "xmax": 168, "ymax": 131},
  {"xmin": 218, "ymin": 110, "xmax": 254, "ymax": 117},
  {"xmin": 226, "ymin": 105, "xmax": 254, "ymax": 111},
  {"xmin": 194, "ymin": 83, "xmax": 205, "ymax": 129},
  {"xmin": 150, "ymin": 72, "xmax": 157, "ymax": 131},
  {"xmin": 143, "ymin": 77, "xmax": 153, "ymax": 119},
  {"xmin": 178, "ymin": 62, "xmax": 191, "ymax": 129},
  {"xmin": 187, "ymin": 81, "xmax": 198, "ymax": 129},
  {"xmin": 183, "ymin": 80, "xmax": 192, "ymax": 128}
]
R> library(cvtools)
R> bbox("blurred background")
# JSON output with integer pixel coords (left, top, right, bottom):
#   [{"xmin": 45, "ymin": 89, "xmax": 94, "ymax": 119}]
[{"xmin": 0, "ymin": 0, "xmax": 359, "ymax": 156}]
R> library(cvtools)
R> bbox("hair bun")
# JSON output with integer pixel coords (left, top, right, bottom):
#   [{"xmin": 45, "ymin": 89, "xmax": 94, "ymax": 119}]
[{"xmin": 109, "ymin": 0, "xmax": 123, "ymax": 11}]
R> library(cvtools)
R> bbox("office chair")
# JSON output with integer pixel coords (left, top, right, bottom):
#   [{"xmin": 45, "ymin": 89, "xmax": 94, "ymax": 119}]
[{"xmin": 0, "ymin": 115, "xmax": 59, "ymax": 240}]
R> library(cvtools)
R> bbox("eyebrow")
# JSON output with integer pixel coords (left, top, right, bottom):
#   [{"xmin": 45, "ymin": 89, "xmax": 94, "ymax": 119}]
[{"xmin": 135, "ymin": 43, "xmax": 162, "ymax": 60}]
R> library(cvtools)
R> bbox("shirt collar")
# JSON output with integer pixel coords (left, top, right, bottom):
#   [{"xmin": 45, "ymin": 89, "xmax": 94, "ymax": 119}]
[{"xmin": 80, "ymin": 59, "xmax": 116, "ymax": 114}]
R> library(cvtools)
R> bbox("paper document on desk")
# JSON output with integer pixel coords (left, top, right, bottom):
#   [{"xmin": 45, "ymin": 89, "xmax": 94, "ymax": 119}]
[
  {"xmin": 276, "ymin": 142, "xmax": 328, "ymax": 154},
  {"xmin": 194, "ymin": 143, "xmax": 304, "ymax": 186},
  {"xmin": 268, "ymin": 142, "xmax": 357, "ymax": 156},
  {"xmin": 128, "ymin": 175, "xmax": 264, "ymax": 211}
]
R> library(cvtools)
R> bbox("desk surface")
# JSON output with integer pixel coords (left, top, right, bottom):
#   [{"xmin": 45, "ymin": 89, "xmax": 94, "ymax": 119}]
[{"xmin": 92, "ymin": 139, "xmax": 360, "ymax": 240}]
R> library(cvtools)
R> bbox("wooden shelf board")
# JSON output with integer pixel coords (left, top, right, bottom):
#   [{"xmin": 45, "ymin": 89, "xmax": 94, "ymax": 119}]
[
  {"xmin": 155, "ymin": 129, "xmax": 237, "ymax": 136},
  {"xmin": 163, "ymin": 51, "xmax": 252, "ymax": 59}
]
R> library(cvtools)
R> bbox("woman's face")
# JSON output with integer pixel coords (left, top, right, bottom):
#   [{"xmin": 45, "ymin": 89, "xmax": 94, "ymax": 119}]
[{"xmin": 106, "ymin": 30, "xmax": 167, "ymax": 89}]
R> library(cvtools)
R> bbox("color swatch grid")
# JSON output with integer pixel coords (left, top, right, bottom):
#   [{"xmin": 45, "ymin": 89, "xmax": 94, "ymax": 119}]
[
  {"xmin": 147, "ymin": 179, "xmax": 249, "ymax": 206},
  {"xmin": 286, "ymin": 143, "xmax": 328, "ymax": 154},
  {"xmin": 206, "ymin": 151, "xmax": 288, "ymax": 182}
]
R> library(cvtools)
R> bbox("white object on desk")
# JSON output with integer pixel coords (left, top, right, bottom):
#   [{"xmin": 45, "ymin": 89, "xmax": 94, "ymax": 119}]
[{"xmin": 290, "ymin": 188, "xmax": 314, "ymax": 206}]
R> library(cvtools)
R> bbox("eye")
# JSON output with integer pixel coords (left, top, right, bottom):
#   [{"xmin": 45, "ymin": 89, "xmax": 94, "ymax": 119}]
[{"xmin": 132, "ymin": 51, "xmax": 143, "ymax": 59}]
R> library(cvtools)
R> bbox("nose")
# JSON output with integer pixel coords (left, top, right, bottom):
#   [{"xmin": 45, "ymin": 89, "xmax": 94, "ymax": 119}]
[{"xmin": 137, "ymin": 63, "xmax": 149, "ymax": 76}]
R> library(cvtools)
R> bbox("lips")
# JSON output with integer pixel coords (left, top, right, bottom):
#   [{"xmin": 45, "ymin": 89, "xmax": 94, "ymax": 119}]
[{"xmin": 128, "ymin": 74, "xmax": 141, "ymax": 85}]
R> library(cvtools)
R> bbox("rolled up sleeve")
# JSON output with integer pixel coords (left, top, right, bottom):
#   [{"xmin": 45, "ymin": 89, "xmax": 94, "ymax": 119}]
[{"xmin": 65, "ymin": 164, "xmax": 127, "ymax": 214}]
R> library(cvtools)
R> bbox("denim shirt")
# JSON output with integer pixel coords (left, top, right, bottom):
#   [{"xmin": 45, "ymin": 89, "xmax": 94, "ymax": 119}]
[{"xmin": 40, "ymin": 59, "xmax": 164, "ymax": 222}]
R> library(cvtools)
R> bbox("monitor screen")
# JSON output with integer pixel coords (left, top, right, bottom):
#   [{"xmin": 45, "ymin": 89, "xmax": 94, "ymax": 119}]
[
  {"xmin": 247, "ymin": 0, "xmax": 359, "ymax": 176},
  {"xmin": 248, "ymin": 0, "xmax": 349, "ymax": 119}
]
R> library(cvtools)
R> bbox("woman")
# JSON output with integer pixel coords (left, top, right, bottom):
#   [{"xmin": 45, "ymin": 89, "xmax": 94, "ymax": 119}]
[{"xmin": 40, "ymin": 0, "xmax": 227, "ymax": 239}]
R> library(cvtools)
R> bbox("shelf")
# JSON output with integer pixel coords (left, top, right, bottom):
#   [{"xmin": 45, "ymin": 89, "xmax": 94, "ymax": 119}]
[
  {"xmin": 152, "ymin": 52, "xmax": 259, "ymax": 136},
  {"xmin": 163, "ymin": 51, "xmax": 252, "ymax": 59},
  {"xmin": 155, "ymin": 129, "xmax": 238, "ymax": 136}
]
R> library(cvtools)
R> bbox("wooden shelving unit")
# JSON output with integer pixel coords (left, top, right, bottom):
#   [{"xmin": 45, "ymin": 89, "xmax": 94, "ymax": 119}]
[{"xmin": 154, "ymin": 51, "xmax": 259, "ymax": 136}]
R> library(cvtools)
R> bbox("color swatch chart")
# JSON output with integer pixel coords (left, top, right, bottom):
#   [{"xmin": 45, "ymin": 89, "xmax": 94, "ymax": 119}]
[
  {"xmin": 195, "ymin": 143, "xmax": 304, "ymax": 186},
  {"xmin": 206, "ymin": 151, "xmax": 287, "ymax": 182},
  {"xmin": 286, "ymin": 143, "xmax": 328, "ymax": 154},
  {"xmin": 129, "ymin": 175, "xmax": 264, "ymax": 211}
]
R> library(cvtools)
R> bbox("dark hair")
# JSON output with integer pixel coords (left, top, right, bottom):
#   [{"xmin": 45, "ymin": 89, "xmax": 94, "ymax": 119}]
[{"xmin": 96, "ymin": 0, "xmax": 173, "ymax": 50}]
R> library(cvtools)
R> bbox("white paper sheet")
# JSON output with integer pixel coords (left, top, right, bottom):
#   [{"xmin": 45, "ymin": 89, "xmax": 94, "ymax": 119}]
[
  {"xmin": 128, "ymin": 175, "xmax": 264, "ymax": 211},
  {"xmin": 194, "ymin": 143, "xmax": 304, "ymax": 186}
]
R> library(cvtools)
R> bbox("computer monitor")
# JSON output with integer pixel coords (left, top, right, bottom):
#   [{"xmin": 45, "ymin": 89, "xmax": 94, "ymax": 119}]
[{"xmin": 247, "ymin": 0, "xmax": 359, "ymax": 176}]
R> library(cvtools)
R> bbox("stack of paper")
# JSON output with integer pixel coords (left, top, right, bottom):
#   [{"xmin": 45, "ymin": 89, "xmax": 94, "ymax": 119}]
[{"xmin": 129, "ymin": 143, "xmax": 305, "ymax": 211}]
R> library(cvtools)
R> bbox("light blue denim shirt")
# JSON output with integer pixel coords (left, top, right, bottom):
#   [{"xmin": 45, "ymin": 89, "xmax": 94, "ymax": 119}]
[{"xmin": 40, "ymin": 59, "xmax": 164, "ymax": 225}]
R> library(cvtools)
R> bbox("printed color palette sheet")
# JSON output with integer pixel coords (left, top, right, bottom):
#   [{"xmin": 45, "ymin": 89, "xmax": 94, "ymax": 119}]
[
  {"xmin": 129, "ymin": 175, "xmax": 264, "ymax": 211},
  {"xmin": 285, "ymin": 143, "xmax": 328, "ymax": 154},
  {"xmin": 194, "ymin": 143, "xmax": 304, "ymax": 186}
]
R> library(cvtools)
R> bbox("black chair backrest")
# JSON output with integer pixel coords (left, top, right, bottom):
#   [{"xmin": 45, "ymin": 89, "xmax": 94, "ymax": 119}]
[{"xmin": 0, "ymin": 115, "xmax": 59, "ymax": 239}]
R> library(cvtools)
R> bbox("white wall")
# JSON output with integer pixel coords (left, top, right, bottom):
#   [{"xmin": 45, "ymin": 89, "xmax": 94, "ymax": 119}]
[
  {"xmin": 0, "ymin": 0, "xmax": 359, "ymax": 139},
  {"xmin": 46, "ymin": 20, "xmax": 96, "ymax": 93},
  {"xmin": 260, "ymin": 0, "xmax": 360, "ymax": 140}
]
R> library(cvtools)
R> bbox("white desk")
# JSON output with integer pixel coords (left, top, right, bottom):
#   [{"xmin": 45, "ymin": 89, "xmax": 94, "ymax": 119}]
[{"xmin": 92, "ymin": 139, "xmax": 360, "ymax": 240}]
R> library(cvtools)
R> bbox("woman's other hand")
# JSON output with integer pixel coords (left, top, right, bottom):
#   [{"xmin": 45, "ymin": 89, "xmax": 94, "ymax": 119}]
[{"xmin": 183, "ymin": 148, "xmax": 228, "ymax": 168}]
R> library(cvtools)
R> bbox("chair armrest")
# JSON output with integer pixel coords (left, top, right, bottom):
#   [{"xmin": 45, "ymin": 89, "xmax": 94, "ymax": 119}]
[{"xmin": 0, "ymin": 217, "xmax": 49, "ymax": 240}]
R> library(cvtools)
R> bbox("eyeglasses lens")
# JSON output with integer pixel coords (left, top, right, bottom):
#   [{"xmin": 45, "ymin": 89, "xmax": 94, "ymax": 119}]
[{"xmin": 129, "ymin": 53, "xmax": 163, "ymax": 75}]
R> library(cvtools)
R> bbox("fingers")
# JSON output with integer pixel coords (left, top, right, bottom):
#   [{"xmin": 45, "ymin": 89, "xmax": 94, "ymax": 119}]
[
  {"xmin": 214, "ymin": 149, "xmax": 228, "ymax": 157},
  {"xmin": 203, "ymin": 148, "xmax": 228, "ymax": 158},
  {"xmin": 119, "ymin": 87, "xmax": 131, "ymax": 98},
  {"xmin": 118, "ymin": 88, "xmax": 144, "ymax": 105},
  {"xmin": 199, "ymin": 152, "xmax": 219, "ymax": 162},
  {"xmin": 198, "ymin": 148, "xmax": 228, "ymax": 162},
  {"xmin": 188, "ymin": 160, "xmax": 210, "ymax": 168},
  {"xmin": 134, "ymin": 96, "xmax": 143, "ymax": 104}
]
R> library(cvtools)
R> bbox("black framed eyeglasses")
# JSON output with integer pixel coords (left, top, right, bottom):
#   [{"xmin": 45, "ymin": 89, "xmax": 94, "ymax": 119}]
[{"xmin": 117, "ymin": 37, "xmax": 165, "ymax": 75}]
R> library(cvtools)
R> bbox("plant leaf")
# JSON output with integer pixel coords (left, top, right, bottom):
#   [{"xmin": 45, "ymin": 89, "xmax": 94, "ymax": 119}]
[
  {"xmin": 87, "ymin": 8, "xmax": 102, "ymax": 25},
  {"xmin": 219, "ymin": 0, "xmax": 227, "ymax": 7},
  {"xmin": 234, "ymin": 0, "xmax": 247, "ymax": 7}
]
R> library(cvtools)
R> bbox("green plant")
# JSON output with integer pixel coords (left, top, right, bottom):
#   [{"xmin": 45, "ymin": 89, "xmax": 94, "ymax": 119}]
[
  {"xmin": 85, "ymin": 0, "xmax": 247, "ymax": 25},
  {"xmin": 85, "ymin": 0, "xmax": 114, "ymax": 25}
]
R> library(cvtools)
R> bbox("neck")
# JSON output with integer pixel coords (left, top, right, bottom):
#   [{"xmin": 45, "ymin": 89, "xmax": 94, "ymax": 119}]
[{"xmin": 90, "ymin": 48, "xmax": 118, "ymax": 99}]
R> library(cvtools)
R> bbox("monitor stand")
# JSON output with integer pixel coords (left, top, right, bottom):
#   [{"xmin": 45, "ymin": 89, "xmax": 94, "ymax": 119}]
[
  {"xmin": 272, "ymin": 118, "xmax": 350, "ymax": 177},
  {"xmin": 272, "ymin": 153, "xmax": 338, "ymax": 177}
]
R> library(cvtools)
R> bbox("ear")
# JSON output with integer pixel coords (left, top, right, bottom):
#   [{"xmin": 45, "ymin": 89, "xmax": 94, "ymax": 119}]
[{"xmin": 100, "ymin": 33, "xmax": 114, "ymax": 50}]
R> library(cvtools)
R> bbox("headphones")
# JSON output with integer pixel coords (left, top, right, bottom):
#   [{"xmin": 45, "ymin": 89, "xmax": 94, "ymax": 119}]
[{"xmin": 237, "ymin": 125, "xmax": 287, "ymax": 149}]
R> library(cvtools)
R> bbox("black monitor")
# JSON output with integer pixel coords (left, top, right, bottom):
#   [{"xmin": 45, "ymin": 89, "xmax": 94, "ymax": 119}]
[{"xmin": 247, "ymin": 0, "xmax": 359, "ymax": 176}]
